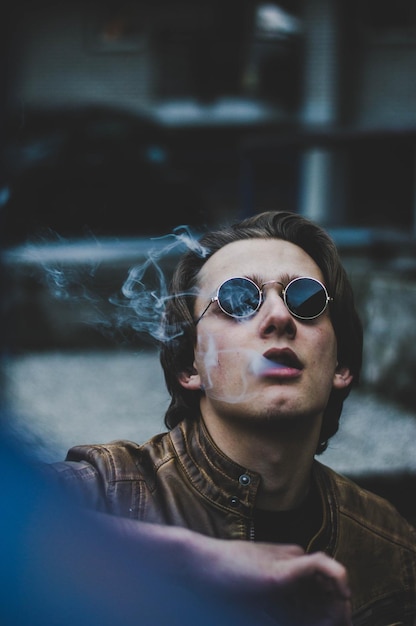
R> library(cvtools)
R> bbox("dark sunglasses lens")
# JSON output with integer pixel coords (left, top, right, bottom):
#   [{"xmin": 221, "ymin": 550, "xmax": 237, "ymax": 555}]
[
  {"xmin": 285, "ymin": 278, "xmax": 327, "ymax": 319},
  {"xmin": 218, "ymin": 278, "xmax": 260, "ymax": 317}
]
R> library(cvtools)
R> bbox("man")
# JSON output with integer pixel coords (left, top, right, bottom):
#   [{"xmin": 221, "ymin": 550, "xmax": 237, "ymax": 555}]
[
  {"xmin": 50, "ymin": 211, "xmax": 416, "ymax": 624},
  {"xmin": 0, "ymin": 226, "xmax": 349, "ymax": 626}
]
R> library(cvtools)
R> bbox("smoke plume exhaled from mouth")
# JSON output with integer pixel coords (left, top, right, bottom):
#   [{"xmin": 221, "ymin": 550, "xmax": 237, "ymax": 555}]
[
  {"xmin": 197, "ymin": 334, "xmax": 268, "ymax": 404},
  {"xmin": 34, "ymin": 225, "xmax": 209, "ymax": 345}
]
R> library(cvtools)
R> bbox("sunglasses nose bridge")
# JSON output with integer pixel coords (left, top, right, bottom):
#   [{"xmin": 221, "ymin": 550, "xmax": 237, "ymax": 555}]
[
  {"xmin": 259, "ymin": 280, "xmax": 291, "ymax": 316},
  {"xmin": 259, "ymin": 280, "xmax": 285, "ymax": 304},
  {"xmin": 260, "ymin": 280, "xmax": 285, "ymax": 293}
]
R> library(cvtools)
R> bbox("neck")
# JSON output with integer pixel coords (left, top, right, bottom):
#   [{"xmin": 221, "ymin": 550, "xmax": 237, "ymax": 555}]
[{"xmin": 200, "ymin": 401, "xmax": 321, "ymax": 512}]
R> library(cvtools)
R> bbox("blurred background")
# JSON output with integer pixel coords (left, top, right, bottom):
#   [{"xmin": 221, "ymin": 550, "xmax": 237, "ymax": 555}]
[{"xmin": 1, "ymin": 0, "xmax": 416, "ymax": 523}]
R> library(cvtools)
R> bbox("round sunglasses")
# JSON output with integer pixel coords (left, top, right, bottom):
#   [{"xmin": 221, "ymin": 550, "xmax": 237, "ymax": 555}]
[{"xmin": 195, "ymin": 276, "xmax": 333, "ymax": 324}]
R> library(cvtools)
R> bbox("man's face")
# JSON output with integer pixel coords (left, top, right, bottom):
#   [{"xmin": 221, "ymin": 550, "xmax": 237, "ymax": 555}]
[{"xmin": 187, "ymin": 238, "xmax": 348, "ymax": 426}]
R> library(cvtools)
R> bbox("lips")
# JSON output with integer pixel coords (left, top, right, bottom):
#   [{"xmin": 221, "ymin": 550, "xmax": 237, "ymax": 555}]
[
  {"xmin": 262, "ymin": 348, "xmax": 303, "ymax": 370},
  {"xmin": 254, "ymin": 348, "xmax": 303, "ymax": 381}
]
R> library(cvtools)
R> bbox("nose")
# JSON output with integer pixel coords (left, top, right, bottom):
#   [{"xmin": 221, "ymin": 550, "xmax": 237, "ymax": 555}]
[{"xmin": 257, "ymin": 282, "xmax": 297, "ymax": 338}]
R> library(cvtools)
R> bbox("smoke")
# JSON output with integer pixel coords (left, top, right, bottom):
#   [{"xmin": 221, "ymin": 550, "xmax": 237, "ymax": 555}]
[
  {"xmin": 161, "ymin": 225, "xmax": 209, "ymax": 259},
  {"xmin": 197, "ymin": 334, "xmax": 273, "ymax": 404},
  {"xmin": 109, "ymin": 252, "xmax": 175, "ymax": 343},
  {"xmin": 43, "ymin": 263, "xmax": 100, "ymax": 302},
  {"xmin": 36, "ymin": 225, "xmax": 208, "ymax": 345},
  {"xmin": 203, "ymin": 349, "xmax": 257, "ymax": 404},
  {"xmin": 27, "ymin": 226, "xmax": 281, "ymax": 407},
  {"xmin": 109, "ymin": 226, "xmax": 210, "ymax": 343}
]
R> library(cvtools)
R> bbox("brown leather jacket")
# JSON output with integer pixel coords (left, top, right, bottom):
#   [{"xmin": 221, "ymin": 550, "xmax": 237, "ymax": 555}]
[{"xmin": 51, "ymin": 418, "xmax": 416, "ymax": 625}]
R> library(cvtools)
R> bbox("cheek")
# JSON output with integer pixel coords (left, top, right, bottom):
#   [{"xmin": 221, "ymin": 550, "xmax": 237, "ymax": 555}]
[
  {"xmin": 309, "ymin": 324, "xmax": 338, "ymax": 369},
  {"xmin": 194, "ymin": 331, "xmax": 222, "ymax": 381},
  {"xmin": 194, "ymin": 329, "xmax": 243, "ymax": 385}
]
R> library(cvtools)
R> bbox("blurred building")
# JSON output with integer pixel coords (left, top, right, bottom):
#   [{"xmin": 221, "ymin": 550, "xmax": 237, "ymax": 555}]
[{"xmin": 1, "ymin": 0, "xmax": 416, "ymax": 243}]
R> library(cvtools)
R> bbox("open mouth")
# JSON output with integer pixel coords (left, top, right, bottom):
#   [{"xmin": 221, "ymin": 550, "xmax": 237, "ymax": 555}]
[{"xmin": 262, "ymin": 348, "xmax": 303, "ymax": 370}]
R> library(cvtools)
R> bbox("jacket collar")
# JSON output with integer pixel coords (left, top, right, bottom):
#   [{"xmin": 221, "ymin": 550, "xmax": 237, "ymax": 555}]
[{"xmin": 170, "ymin": 418, "xmax": 262, "ymax": 518}]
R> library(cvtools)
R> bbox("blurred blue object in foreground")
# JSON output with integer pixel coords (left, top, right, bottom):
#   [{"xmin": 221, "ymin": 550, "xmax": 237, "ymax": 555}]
[{"xmin": 0, "ymin": 425, "xmax": 271, "ymax": 626}]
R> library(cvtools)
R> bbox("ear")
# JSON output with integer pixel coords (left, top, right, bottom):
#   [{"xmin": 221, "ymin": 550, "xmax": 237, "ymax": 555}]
[
  {"xmin": 178, "ymin": 364, "xmax": 202, "ymax": 391},
  {"xmin": 332, "ymin": 364, "xmax": 353, "ymax": 390}
]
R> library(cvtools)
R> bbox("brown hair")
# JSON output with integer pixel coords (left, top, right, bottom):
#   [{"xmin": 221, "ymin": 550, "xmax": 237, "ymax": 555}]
[{"xmin": 159, "ymin": 211, "xmax": 363, "ymax": 454}]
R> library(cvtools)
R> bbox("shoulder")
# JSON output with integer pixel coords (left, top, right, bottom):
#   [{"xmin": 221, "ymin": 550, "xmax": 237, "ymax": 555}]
[
  {"xmin": 46, "ymin": 431, "xmax": 176, "ymax": 512},
  {"xmin": 46, "ymin": 431, "xmax": 180, "ymax": 516},
  {"xmin": 63, "ymin": 431, "xmax": 175, "ymax": 481},
  {"xmin": 65, "ymin": 440, "xmax": 143, "ymax": 480},
  {"xmin": 314, "ymin": 461, "xmax": 416, "ymax": 551},
  {"xmin": 314, "ymin": 462, "xmax": 416, "ymax": 620}
]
